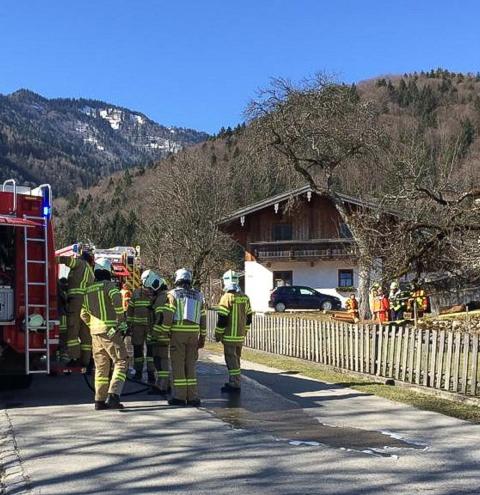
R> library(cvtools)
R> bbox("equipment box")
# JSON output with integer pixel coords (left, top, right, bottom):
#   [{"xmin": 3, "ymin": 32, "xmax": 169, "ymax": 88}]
[{"xmin": 0, "ymin": 286, "xmax": 14, "ymax": 321}]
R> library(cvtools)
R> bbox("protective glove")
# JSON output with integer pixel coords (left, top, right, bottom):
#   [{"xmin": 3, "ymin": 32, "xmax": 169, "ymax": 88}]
[{"xmin": 197, "ymin": 335, "xmax": 206, "ymax": 349}]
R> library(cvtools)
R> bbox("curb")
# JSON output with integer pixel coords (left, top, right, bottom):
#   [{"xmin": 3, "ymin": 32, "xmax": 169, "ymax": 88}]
[{"xmin": 0, "ymin": 410, "xmax": 31, "ymax": 495}]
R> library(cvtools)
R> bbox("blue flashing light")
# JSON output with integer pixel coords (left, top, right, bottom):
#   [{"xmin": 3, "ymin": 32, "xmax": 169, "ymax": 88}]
[{"xmin": 43, "ymin": 206, "xmax": 50, "ymax": 217}]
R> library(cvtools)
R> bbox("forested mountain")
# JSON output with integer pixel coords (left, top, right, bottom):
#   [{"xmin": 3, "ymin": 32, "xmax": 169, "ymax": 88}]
[
  {"xmin": 52, "ymin": 69, "xmax": 480, "ymax": 286},
  {"xmin": 0, "ymin": 89, "xmax": 208, "ymax": 195}
]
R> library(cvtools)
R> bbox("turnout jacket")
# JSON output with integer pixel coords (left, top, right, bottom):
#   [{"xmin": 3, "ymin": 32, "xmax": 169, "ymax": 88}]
[
  {"xmin": 127, "ymin": 288, "xmax": 153, "ymax": 327},
  {"xmin": 57, "ymin": 256, "xmax": 94, "ymax": 297},
  {"xmin": 151, "ymin": 290, "xmax": 170, "ymax": 344},
  {"xmin": 81, "ymin": 281, "xmax": 124, "ymax": 335},
  {"xmin": 161, "ymin": 287, "xmax": 207, "ymax": 336},
  {"xmin": 215, "ymin": 292, "xmax": 252, "ymax": 344}
]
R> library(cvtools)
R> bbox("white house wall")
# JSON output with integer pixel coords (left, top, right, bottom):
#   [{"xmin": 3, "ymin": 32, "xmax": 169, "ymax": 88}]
[{"xmin": 245, "ymin": 259, "xmax": 359, "ymax": 312}]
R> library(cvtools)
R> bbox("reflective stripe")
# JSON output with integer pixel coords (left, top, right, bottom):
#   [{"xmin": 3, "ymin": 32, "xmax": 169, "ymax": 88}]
[
  {"xmin": 80, "ymin": 344, "xmax": 92, "ymax": 350},
  {"xmin": 214, "ymin": 327, "xmax": 225, "ymax": 334},
  {"xmin": 113, "ymin": 372, "xmax": 126, "ymax": 382},
  {"xmin": 173, "ymin": 379, "xmax": 188, "ymax": 386},
  {"xmin": 134, "ymin": 357, "xmax": 144, "ymax": 362},
  {"xmin": 186, "ymin": 379, "xmax": 197, "ymax": 385},
  {"xmin": 156, "ymin": 371, "xmax": 170, "ymax": 377},
  {"xmin": 223, "ymin": 337, "xmax": 245, "ymax": 342},
  {"xmin": 67, "ymin": 339, "xmax": 80, "ymax": 347},
  {"xmin": 228, "ymin": 369, "xmax": 241, "ymax": 376},
  {"xmin": 216, "ymin": 305, "xmax": 230, "ymax": 316}
]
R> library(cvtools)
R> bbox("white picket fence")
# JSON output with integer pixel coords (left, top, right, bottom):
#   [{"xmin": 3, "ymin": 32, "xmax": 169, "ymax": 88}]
[{"xmin": 206, "ymin": 312, "xmax": 480, "ymax": 397}]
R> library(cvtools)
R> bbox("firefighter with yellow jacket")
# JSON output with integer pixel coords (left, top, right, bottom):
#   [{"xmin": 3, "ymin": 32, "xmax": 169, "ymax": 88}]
[
  {"xmin": 150, "ymin": 273, "xmax": 171, "ymax": 394},
  {"xmin": 57, "ymin": 250, "xmax": 94, "ymax": 367},
  {"xmin": 215, "ymin": 270, "xmax": 252, "ymax": 393},
  {"xmin": 127, "ymin": 271, "xmax": 157, "ymax": 383},
  {"xmin": 81, "ymin": 258, "xmax": 128, "ymax": 410},
  {"xmin": 159, "ymin": 268, "xmax": 206, "ymax": 407}
]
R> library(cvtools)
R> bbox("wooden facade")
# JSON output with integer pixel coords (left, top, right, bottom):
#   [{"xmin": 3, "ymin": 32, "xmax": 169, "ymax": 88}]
[{"xmin": 222, "ymin": 192, "xmax": 355, "ymax": 262}]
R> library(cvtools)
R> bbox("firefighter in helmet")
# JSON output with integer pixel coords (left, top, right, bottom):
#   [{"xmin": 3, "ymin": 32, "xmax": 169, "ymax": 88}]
[
  {"xmin": 81, "ymin": 257, "xmax": 128, "ymax": 410},
  {"xmin": 57, "ymin": 248, "xmax": 95, "ymax": 367},
  {"xmin": 127, "ymin": 270, "xmax": 158, "ymax": 383},
  {"xmin": 159, "ymin": 268, "xmax": 206, "ymax": 407},
  {"xmin": 215, "ymin": 270, "xmax": 253, "ymax": 393}
]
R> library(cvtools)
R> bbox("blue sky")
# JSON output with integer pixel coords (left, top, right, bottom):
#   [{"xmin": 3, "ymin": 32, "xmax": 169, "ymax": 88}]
[{"xmin": 1, "ymin": 1, "xmax": 479, "ymax": 133}]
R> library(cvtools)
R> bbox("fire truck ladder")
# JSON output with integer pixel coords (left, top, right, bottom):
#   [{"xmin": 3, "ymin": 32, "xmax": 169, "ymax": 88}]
[{"xmin": 23, "ymin": 184, "xmax": 52, "ymax": 375}]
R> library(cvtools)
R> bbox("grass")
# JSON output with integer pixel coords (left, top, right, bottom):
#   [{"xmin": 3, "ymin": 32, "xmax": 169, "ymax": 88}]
[{"xmin": 205, "ymin": 342, "xmax": 480, "ymax": 423}]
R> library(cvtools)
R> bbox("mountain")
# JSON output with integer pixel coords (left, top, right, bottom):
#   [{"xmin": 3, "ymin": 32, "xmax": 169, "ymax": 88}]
[
  {"xmin": 0, "ymin": 89, "xmax": 209, "ymax": 195},
  {"xmin": 54, "ymin": 68, "xmax": 480, "ymax": 249}
]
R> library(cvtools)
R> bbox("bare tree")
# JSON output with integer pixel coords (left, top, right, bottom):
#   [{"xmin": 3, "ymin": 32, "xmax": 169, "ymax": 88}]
[
  {"xmin": 245, "ymin": 75, "xmax": 385, "ymax": 317},
  {"xmin": 140, "ymin": 148, "xmax": 237, "ymax": 288}
]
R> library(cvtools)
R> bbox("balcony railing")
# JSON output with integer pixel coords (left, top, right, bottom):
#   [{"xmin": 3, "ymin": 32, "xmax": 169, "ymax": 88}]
[{"xmin": 254, "ymin": 246, "xmax": 356, "ymax": 260}]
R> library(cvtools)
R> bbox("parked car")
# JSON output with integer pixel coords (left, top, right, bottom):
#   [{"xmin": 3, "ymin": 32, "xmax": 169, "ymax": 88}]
[{"xmin": 269, "ymin": 286, "xmax": 342, "ymax": 312}]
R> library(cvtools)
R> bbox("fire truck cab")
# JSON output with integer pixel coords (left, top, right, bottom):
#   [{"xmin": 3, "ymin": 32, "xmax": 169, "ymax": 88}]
[{"xmin": 0, "ymin": 179, "xmax": 58, "ymax": 388}]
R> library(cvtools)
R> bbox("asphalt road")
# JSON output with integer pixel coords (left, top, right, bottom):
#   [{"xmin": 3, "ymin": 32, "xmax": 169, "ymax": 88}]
[{"xmin": 1, "ymin": 350, "xmax": 479, "ymax": 495}]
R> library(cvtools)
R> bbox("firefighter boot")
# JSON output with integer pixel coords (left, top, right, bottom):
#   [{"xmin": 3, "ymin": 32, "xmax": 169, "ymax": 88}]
[
  {"xmin": 95, "ymin": 400, "xmax": 108, "ymax": 410},
  {"xmin": 168, "ymin": 398, "xmax": 186, "ymax": 406},
  {"xmin": 221, "ymin": 383, "xmax": 241, "ymax": 394},
  {"xmin": 105, "ymin": 393, "xmax": 124, "ymax": 410}
]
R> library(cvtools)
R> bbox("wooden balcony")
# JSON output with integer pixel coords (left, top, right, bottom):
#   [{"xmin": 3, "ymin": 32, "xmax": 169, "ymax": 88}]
[{"xmin": 250, "ymin": 239, "xmax": 356, "ymax": 261}]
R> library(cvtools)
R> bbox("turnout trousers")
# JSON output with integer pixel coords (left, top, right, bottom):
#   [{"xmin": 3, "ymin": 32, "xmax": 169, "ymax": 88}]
[
  {"xmin": 131, "ymin": 325, "xmax": 155, "ymax": 375},
  {"xmin": 66, "ymin": 295, "xmax": 92, "ymax": 366},
  {"xmin": 170, "ymin": 332, "xmax": 199, "ymax": 401},
  {"xmin": 152, "ymin": 343, "xmax": 170, "ymax": 390},
  {"xmin": 223, "ymin": 343, "xmax": 243, "ymax": 388},
  {"xmin": 92, "ymin": 333, "xmax": 128, "ymax": 402}
]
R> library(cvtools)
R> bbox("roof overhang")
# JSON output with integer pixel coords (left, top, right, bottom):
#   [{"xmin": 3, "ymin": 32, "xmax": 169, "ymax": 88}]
[
  {"xmin": 218, "ymin": 185, "xmax": 377, "ymax": 226},
  {"xmin": 0, "ymin": 215, "xmax": 41, "ymax": 228}
]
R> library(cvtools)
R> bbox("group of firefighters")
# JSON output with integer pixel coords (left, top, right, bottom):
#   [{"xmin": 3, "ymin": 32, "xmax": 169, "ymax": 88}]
[
  {"xmin": 345, "ymin": 282, "xmax": 429, "ymax": 323},
  {"xmin": 56, "ymin": 249, "xmax": 252, "ymax": 410}
]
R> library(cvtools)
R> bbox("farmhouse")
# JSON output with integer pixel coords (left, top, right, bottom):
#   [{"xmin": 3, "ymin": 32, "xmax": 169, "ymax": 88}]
[{"xmin": 219, "ymin": 185, "xmax": 366, "ymax": 312}]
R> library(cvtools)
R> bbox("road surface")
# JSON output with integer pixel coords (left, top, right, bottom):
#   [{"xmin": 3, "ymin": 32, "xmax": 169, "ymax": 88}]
[{"xmin": 1, "ymin": 350, "xmax": 479, "ymax": 494}]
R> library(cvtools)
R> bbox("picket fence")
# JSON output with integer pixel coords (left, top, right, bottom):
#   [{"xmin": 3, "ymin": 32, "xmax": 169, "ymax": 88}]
[{"xmin": 206, "ymin": 312, "xmax": 480, "ymax": 397}]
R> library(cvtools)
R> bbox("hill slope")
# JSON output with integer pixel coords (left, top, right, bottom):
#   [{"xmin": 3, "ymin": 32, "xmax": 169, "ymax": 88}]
[{"xmin": 0, "ymin": 89, "xmax": 208, "ymax": 195}]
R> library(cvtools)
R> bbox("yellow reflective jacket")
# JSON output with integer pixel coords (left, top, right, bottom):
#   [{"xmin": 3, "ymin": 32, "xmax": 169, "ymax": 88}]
[
  {"xmin": 57, "ymin": 256, "xmax": 94, "ymax": 297},
  {"xmin": 215, "ymin": 292, "xmax": 252, "ymax": 344}
]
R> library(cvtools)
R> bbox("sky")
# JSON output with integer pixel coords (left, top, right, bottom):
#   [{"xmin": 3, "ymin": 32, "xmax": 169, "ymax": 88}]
[{"xmin": 1, "ymin": 1, "xmax": 480, "ymax": 134}]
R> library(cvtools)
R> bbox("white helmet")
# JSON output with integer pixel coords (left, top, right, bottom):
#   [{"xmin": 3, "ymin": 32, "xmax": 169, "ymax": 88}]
[
  {"xmin": 95, "ymin": 257, "xmax": 112, "ymax": 273},
  {"xmin": 141, "ymin": 270, "xmax": 165, "ymax": 291},
  {"xmin": 390, "ymin": 281, "xmax": 399, "ymax": 290},
  {"xmin": 174, "ymin": 268, "xmax": 192, "ymax": 284},
  {"xmin": 222, "ymin": 270, "xmax": 240, "ymax": 290}
]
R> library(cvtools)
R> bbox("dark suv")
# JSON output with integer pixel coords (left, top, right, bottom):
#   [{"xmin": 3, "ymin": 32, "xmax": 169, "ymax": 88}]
[{"xmin": 269, "ymin": 286, "xmax": 342, "ymax": 312}]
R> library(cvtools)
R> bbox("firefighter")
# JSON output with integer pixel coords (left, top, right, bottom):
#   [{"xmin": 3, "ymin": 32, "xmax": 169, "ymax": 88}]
[
  {"xmin": 81, "ymin": 257, "xmax": 128, "ymax": 410},
  {"xmin": 160, "ymin": 268, "xmax": 206, "ymax": 407},
  {"xmin": 215, "ymin": 270, "xmax": 252, "ymax": 393},
  {"xmin": 408, "ymin": 283, "xmax": 429, "ymax": 318},
  {"xmin": 345, "ymin": 293, "xmax": 359, "ymax": 322},
  {"xmin": 150, "ymin": 273, "xmax": 171, "ymax": 394},
  {"xmin": 389, "ymin": 281, "xmax": 404, "ymax": 321},
  {"xmin": 373, "ymin": 288, "xmax": 390, "ymax": 323},
  {"xmin": 127, "ymin": 272, "xmax": 156, "ymax": 383},
  {"xmin": 369, "ymin": 283, "xmax": 380, "ymax": 320},
  {"xmin": 120, "ymin": 283, "xmax": 132, "ymax": 314},
  {"xmin": 57, "ymin": 250, "xmax": 94, "ymax": 367}
]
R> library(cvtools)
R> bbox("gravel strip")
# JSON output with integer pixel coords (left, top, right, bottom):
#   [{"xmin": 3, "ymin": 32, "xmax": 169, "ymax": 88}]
[{"xmin": 0, "ymin": 409, "xmax": 31, "ymax": 495}]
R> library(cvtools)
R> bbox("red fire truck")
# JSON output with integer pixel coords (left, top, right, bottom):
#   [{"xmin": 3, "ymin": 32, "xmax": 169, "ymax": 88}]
[{"xmin": 0, "ymin": 179, "xmax": 58, "ymax": 388}]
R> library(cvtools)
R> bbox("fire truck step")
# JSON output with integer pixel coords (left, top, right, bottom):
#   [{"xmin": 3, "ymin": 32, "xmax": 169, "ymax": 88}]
[
  {"xmin": 28, "ymin": 370, "xmax": 49, "ymax": 374},
  {"xmin": 27, "ymin": 260, "xmax": 46, "ymax": 264},
  {"xmin": 29, "ymin": 348, "xmax": 47, "ymax": 352},
  {"xmin": 26, "ymin": 237, "xmax": 46, "ymax": 242},
  {"xmin": 28, "ymin": 304, "xmax": 47, "ymax": 308}
]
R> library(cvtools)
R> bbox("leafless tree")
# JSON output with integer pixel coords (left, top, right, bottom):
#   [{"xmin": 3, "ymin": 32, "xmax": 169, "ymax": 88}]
[
  {"xmin": 140, "ymin": 148, "xmax": 237, "ymax": 289},
  {"xmin": 245, "ymin": 75, "xmax": 385, "ymax": 317}
]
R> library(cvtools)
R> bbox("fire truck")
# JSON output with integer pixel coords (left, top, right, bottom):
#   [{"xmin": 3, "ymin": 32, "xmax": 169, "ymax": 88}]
[{"xmin": 0, "ymin": 179, "xmax": 58, "ymax": 388}]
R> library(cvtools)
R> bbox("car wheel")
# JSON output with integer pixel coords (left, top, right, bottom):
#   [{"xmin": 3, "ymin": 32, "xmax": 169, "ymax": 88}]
[
  {"xmin": 321, "ymin": 300, "xmax": 333, "ymax": 311},
  {"xmin": 275, "ymin": 302, "xmax": 286, "ymax": 312}
]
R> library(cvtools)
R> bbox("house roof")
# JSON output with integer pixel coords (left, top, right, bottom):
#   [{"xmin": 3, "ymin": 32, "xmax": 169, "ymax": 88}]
[{"xmin": 219, "ymin": 185, "xmax": 375, "ymax": 225}]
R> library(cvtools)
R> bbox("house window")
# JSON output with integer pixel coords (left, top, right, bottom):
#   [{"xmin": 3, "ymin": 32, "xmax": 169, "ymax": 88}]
[
  {"xmin": 338, "ymin": 269, "xmax": 354, "ymax": 288},
  {"xmin": 273, "ymin": 271, "xmax": 293, "ymax": 287},
  {"xmin": 339, "ymin": 222, "xmax": 352, "ymax": 238},
  {"xmin": 273, "ymin": 223, "xmax": 292, "ymax": 241}
]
